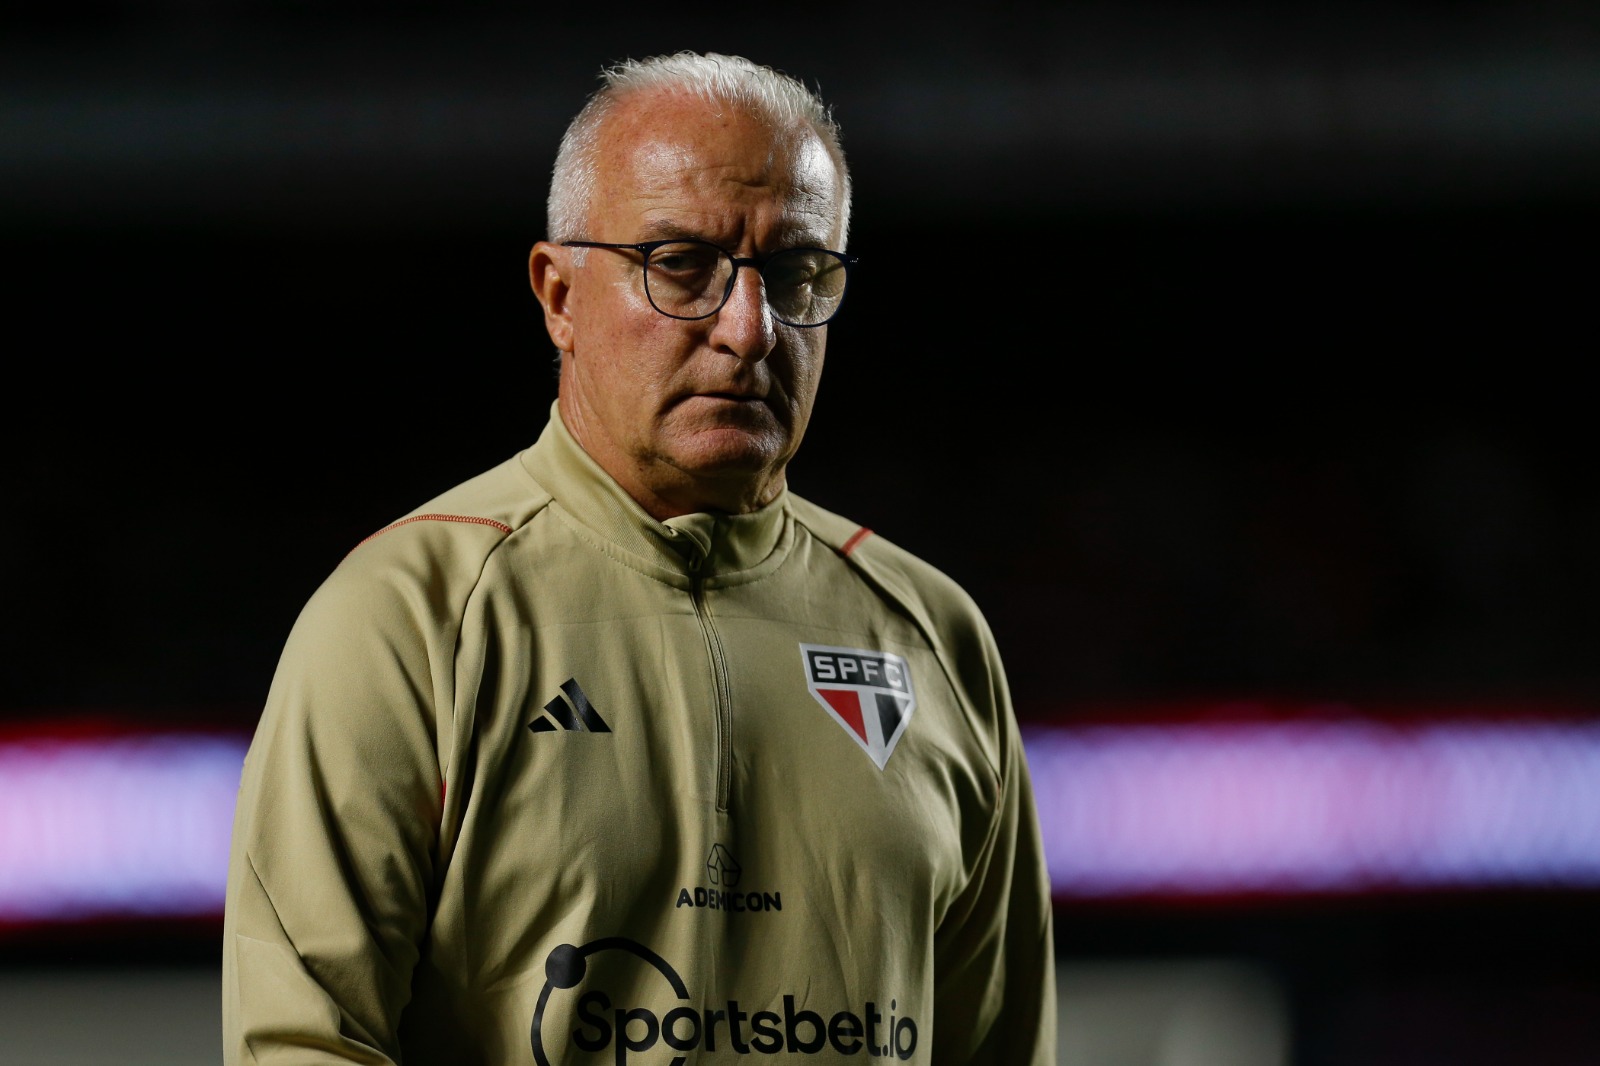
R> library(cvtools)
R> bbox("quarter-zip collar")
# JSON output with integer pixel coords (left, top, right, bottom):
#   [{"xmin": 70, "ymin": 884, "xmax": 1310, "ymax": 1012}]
[{"xmin": 519, "ymin": 401, "xmax": 790, "ymax": 584}]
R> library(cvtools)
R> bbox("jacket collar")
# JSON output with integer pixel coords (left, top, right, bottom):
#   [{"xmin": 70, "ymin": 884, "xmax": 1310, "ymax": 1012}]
[{"xmin": 521, "ymin": 401, "xmax": 790, "ymax": 583}]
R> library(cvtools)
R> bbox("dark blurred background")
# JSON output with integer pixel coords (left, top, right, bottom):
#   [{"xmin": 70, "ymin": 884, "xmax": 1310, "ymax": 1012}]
[{"xmin": 4, "ymin": 3, "xmax": 1599, "ymax": 1063}]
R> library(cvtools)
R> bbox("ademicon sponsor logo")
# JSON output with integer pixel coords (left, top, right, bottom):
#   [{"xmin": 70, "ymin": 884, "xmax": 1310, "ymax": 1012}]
[
  {"xmin": 531, "ymin": 937, "xmax": 918, "ymax": 1065},
  {"xmin": 675, "ymin": 844, "xmax": 783, "ymax": 914}
]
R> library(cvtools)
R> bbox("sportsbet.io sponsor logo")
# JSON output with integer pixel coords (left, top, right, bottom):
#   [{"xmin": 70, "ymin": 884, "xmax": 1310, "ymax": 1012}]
[
  {"xmin": 675, "ymin": 844, "xmax": 782, "ymax": 915},
  {"xmin": 574, "ymin": 993, "xmax": 917, "ymax": 1063},
  {"xmin": 531, "ymin": 937, "xmax": 918, "ymax": 1064}
]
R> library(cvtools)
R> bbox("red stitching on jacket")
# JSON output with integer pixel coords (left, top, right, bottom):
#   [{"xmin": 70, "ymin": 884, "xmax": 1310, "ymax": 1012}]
[
  {"xmin": 841, "ymin": 526, "xmax": 873, "ymax": 556},
  {"xmin": 350, "ymin": 513, "xmax": 514, "ymax": 554}
]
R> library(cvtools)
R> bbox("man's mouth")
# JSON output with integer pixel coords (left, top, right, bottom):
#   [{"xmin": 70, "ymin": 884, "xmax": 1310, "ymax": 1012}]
[{"xmin": 694, "ymin": 390, "xmax": 766, "ymax": 404}]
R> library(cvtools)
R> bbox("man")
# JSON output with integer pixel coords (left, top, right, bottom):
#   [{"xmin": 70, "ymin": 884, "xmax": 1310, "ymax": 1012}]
[{"xmin": 223, "ymin": 51, "xmax": 1056, "ymax": 1064}]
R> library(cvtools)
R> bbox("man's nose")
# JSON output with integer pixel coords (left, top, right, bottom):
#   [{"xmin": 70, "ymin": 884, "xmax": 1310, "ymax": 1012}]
[{"xmin": 709, "ymin": 264, "xmax": 777, "ymax": 362}]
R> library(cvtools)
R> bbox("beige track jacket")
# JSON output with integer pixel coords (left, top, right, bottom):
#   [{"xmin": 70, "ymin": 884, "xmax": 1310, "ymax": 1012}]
[{"xmin": 223, "ymin": 403, "xmax": 1056, "ymax": 1064}]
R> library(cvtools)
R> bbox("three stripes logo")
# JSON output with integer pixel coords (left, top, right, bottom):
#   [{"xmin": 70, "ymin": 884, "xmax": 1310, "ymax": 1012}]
[
  {"xmin": 528, "ymin": 678, "xmax": 611, "ymax": 734},
  {"xmin": 800, "ymin": 644, "xmax": 915, "ymax": 770}
]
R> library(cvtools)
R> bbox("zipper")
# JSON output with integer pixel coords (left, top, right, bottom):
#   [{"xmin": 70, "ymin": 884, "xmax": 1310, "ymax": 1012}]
[{"xmin": 687, "ymin": 555, "xmax": 733, "ymax": 812}]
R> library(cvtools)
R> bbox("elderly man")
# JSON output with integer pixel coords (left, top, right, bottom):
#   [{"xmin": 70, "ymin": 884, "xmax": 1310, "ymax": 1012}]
[{"xmin": 223, "ymin": 51, "xmax": 1056, "ymax": 1064}]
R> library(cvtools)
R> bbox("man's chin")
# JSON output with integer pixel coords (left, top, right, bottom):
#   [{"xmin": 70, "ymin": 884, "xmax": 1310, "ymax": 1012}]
[{"xmin": 668, "ymin": 426, "xmax": 788, "ymax": 479}]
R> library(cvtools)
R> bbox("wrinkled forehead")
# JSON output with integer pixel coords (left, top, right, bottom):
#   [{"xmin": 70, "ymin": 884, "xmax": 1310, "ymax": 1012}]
[{"xmin": 589, "ymin": 92, "xmax": 845, "ymax": 245}]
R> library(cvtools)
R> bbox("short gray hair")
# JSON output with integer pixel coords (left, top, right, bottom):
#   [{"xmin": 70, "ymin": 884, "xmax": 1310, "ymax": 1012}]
[{"xmin": 546, "ymin": 51, "xmax": 852, "ymax": 249}]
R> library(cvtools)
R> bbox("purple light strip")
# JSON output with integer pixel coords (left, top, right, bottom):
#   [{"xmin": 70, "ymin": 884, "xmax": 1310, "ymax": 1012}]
[
  {"xmin": 0, "ymin": 733, "xmax": 247, "ymax": 922},
  {"xmin": 1025, "ymin": 719, "xmax": 1600, "ymax": 897},
  {"xmin": 6, "ymin": 719, "xmax": 1600, "ymax": 921}
]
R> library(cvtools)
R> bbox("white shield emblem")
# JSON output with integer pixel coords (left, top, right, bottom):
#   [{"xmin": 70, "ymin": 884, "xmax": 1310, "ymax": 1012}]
[{"xmin": 799, "ymin": 643, "xmax": 916, "ymax": 769}]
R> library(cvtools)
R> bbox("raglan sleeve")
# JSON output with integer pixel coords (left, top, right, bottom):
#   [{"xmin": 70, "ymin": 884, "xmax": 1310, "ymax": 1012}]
[
  {"xmin": 932, "ymin": 611, "xmax": 1058, "ymax": 1066},
  {"xmin": 221, "ymin": 556, "xmax": 449, "ymax": 1064}
]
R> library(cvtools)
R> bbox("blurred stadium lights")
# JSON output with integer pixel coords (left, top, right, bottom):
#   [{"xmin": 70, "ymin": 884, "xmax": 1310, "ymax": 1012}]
[
  {"xmin": 4, "ymin": 707, "xmax": 1600, "ymax": 929},
  {"xmin": 0, "ymin": 727, "xmax": 245, "ymax": 926},
  {"xmin": 1027, "ymin": 714, "xmax": 1600, "ymax": 899},
  {"xmin": 4, "ymin": 4, "xmax": 1600, "ymax": 230}
]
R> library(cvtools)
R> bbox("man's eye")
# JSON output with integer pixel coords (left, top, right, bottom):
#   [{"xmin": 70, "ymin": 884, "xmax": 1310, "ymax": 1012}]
[
  {"xmin": 650, "ymin": 245, "xmax": 719, "ymax": 273},
  {"xmin": 767, "ymin": 252, "xmax": 823, "ymax": 288}
]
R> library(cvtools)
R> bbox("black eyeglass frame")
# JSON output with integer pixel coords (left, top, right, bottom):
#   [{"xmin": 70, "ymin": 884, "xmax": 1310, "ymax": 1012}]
[{"xmin": 560, "ymin": 238, "xmax": 859, "ymax": 328}]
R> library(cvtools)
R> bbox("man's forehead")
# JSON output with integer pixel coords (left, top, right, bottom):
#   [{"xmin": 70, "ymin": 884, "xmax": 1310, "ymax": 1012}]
[
  {"xmin": 591, "ymin": 91, "xmax": 842, "ymax": 242},
  {"xmin": 626, "ymin": 191, "xmax": 840, "ymax": 249},
  {"xmin": 632, "ymin": 210, "xmax": 835, "ymax": 248},
  {"xmin": 599, "ymin": 96, "xmax": 821, "ymax": 183}
]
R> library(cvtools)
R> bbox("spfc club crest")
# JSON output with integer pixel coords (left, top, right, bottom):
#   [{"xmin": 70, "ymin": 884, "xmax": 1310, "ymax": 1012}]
[{"xmin": 799, "ymin": 643, "xmax": 916, "ymax": 769}]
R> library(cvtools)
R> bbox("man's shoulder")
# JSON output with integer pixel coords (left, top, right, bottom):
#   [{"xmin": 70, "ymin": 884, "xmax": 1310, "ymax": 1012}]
[
  {"xmin": 273, "ymin": 450, "xmax": 557, "ymax": 664},
  {"xmin": 788, "ymin": 494, "xmax": 1012, "ymax": 764},
  {"xmin": 788, "ymin": 494, "xmax": 984, "ymax": 627},
  {"xmin": 304, "ymin": 450, "xmax": 554, "ymax": 614},
  {"xmin": 349, "ymin": 451, "xmax": 551, "ymax": 559}
]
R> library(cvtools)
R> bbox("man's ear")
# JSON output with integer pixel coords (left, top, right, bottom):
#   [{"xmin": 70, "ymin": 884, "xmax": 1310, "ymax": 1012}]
[{"xmin": 529, "ymin": 242, "xmax": 574, "ymax": 352}]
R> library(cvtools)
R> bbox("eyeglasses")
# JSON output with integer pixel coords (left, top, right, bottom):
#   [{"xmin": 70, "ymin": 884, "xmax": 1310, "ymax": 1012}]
[{"xmin": 561, "ymin": 238, "xmax": 858, "ymax": 328}]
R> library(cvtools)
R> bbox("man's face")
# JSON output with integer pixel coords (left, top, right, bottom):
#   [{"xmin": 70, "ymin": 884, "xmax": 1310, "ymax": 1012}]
[{"xmin": 533, "ymin": 91, "xmax": 846, "ymax": 519}]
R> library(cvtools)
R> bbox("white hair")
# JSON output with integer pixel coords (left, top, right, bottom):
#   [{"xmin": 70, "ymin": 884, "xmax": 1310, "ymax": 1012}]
[{"xmin": 546, "ymin": 51, "xmax": 852, "ymax": 249}]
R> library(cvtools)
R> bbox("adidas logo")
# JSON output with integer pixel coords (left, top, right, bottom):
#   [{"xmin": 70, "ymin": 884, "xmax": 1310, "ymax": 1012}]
[{"xmin": 528, "ymin": 678, "xmax": 611, "ymax": 734}]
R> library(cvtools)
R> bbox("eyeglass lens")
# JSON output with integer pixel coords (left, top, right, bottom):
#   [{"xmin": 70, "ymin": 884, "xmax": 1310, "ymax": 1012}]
[{"xmin": 644, "ymin": 241, "xmax": 849, "ymax": 327}]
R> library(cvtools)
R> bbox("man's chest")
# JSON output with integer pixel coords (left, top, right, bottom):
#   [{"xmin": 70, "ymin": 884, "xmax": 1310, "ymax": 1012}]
[{"xmin": 445, "ymin": 577, "xmax": 991, "ymax": 942}]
